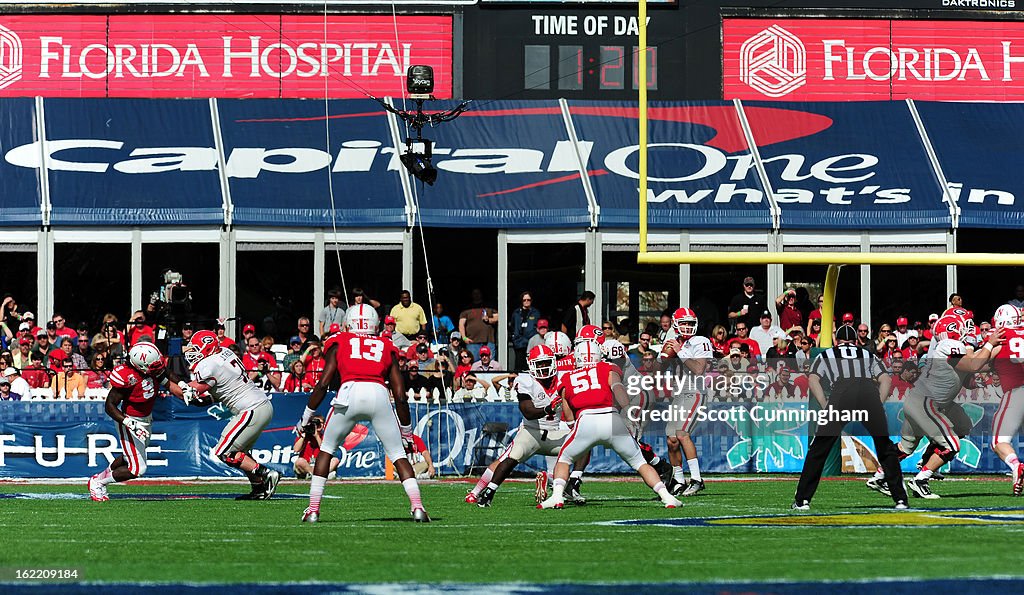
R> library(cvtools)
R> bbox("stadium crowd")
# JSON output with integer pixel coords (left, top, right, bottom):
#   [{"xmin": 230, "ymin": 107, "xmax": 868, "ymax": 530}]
[{"xmin": 1, "ymin": 278, "xmax": 1019, "ymax": 404}]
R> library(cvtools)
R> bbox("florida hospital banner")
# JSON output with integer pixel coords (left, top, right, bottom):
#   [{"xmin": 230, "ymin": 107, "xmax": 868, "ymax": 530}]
[{"xmin": 0, "ymin": 395, "xmax": 1017, "ymax": 478}]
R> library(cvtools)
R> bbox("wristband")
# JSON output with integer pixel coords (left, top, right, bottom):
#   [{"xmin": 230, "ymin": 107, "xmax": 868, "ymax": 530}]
[
  {"xmin": 300, "ymin": 406, "xmax": 316, "ymax": 425},
  {"xmin": 400, "ymin": 424, "xmax": 413, "ymax": 436},
  {"xmin": 982, "ymin": 342, "xmax": 994, "ymax": 351}
]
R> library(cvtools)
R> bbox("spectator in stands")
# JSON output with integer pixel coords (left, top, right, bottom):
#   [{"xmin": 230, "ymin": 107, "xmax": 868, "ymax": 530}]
[
  {"xmin": 74, "ymin": 324, "xmax": 92, "ymax": 356},
  {"xmin": 21, "ymin": 311, "xmax": 39, "ymax": 337},
  {"xmin": 922, "ymin": 314, "xmax": 938, "ymax": 341},
  {"xmin": 0, "ymin": 377, "xmax": 17, "ymax": 401},
  {"xmin": 901, "ymin": 334, "xmax": 923, "ymax": 362},
  {"xmin": 561, "ymin": 290, "xmax": 595, "ymax": 340},
  {"xmin": 410, "ymin": 347, "xmax": 446, "ymax": 396},
  {"xmin": 527, "ymin": 320, "xmax": 549, "ymax": 352},
  {"xmin": 808, "ymin": 294, "xmax": 835, "ymax": 327},
  {"xmin": 0, "ymin": 295, "xmax": 21, "ymax": 328},
  {"xmin": 629, "ymin": 331, "xmax": 655, "ymax": 367},
  {"xmin": 284, "ymin": 359, "xmax": 314, "ymax": 393},
  {"xmin": 601, "ymin": 320, "xmax": 617, "ymax": 343},
  {"xmin": 125, "ymin": 311, "xmax": 155, "ymax": 346},
  {"xmin": 854, "ymin": 323, "xmax": 874, "ymax": 353},
  {"xmin": 765, "ymin": 331, "xmax": 797, "ymax": 370},
  {"xmin": 295, "ymin": 317, "xmax": 319, "ymax": 345},
  {"xmin": 382, "ymin": 316, "xmax": 413, "ymax": 351},
  {"xmin": 85, "ymin": 353, "xmax": 109, "ymax": 389},
  {"xmin": 406, "ymin": 331, "xmax": 431, "ymax": 361},
  {"xmin": 213, "ymin": 322, "xmax": 235, "ymax": 349},
  {"xmin": 282, "ymin": 336, "xmax": 303, "ymax": 371},
  {"xmin": 775, "ymin": 288, "xmax": 804, "ymax": 331},
  {"xmin": 454, "ymin": 373, "xmax": 490, "ymax": 402},
  {"xmin": 4, "ymin": 367, "xmax": 30, "ymax": 399},
  {"xmin": 97, "ymin": 322, "xmax": 126, "ymax": 367},
  {"xmin": 260, "ymin": 335, "xmax": 275, "ymax": 354},
  {"xmin": 1010, "ymin": 285, "xmax": 1024, "ymax": 310},
  {"xmin": 893, "ymin": 317, "xmax": 917, "ymax": 347},
  {"xmin": 949, "ymin": 292, "xmax": 963, "ymax": 309},
  {"xmin": 656, "ymin": 310, "xmax": 676, "ymax": 344},
  {"xmin": 317, "ymin": 289, "xmax": 345, "ymax": 337},
  {"xmin": 470, "ymin": 346, "xmax": 502, "ymax": 372},
  {"xmin": 729, "ymin": 276, "xmax": 766, "ymax": 330},
  {"xmin": 431, "ymin": 302, "xmax": 455, "ymax": 345},
  {"xmin": 639, "ymin": 351, "xmax": 658, "ymax": 376},
  {"xmin": 879, "ymin": 336, "xmax": 900, "ymax": 369},
  {"xmin": 709, "ymin": 324, "xmax": 728, "ymax": 357},
  {"xmin": 454, "ymin": 349, "xmax": 474, "ymax": 382},
  {"xmin": 64, "ymin": 336, "xmax": 88, "ymax": 370},
  {"xmin": 243, "ymin": 336, "xmax": 282, "ymax": 391},
  {"xmin": 44, "ymin": 321, "xmax": 60, "ymax": 349},
  {"xmin": 794, "ymin": 288, "xmax": 815, "ymax": 324},
  {"xmin": 12, "ymin": 337, "xmax": 32, "ymax": 369},
  {"xmin": 725, "ymin": 322, "xmax": 762, "ymax": 360},
  {"xmin": 32, "ymin": 329, "xmax": 53, "ymax": 367},
  {"xmin": 391, "ymin": 290, "xmax": 427, "ymax": 339},
  {"xmin": 54, "ymin": 358, "xmax": 87, "ymax": 399},
  {"xmin": 303, "ymin": 341, "xmax": 325, "ymax": 386},
  {"xmin": 51, "ymin": 313, "xmax": 76, "ymax": 344},
  {"xmin": 448, "ymin": 331, "xmax": 467, "ymax": 357},
  {"xmin": 460, "ymin": 289, "xmax": 499, "ymax": 359},
  {"xmin": 510, "ymin": 291, "xmax": 541, "ymax": 371},
  {"xmin": 292, "ymin": 414, "xmax": 338, "ymax": 480},
  {"xmin": 409, "ymin": 433, "xmax": 436, "ymax": 480},
  {"xmin": 750, "ymin": 310, "xmax": 783, "ymax": 356},
  {"xmin": 874, "ymin": 323, "xmax": 894, "ymax": 352},
  {"xmin": 0, "ymin": 350, "xmax": 9, "ymax": 372},
  {"xmin": 723, "ymin": 343, "xmax": 749, "ymax": 373},
  {"xmin": 0, "ymin": 317, "xmax": 11, "ymax": 350},
  {"xmin": 766, "ymin": 365, "xmax": 798, "ymax": 401}
]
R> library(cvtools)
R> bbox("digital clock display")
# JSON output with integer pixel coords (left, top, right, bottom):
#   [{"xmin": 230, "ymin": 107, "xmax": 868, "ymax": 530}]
[{"xmin": 523, "ymin": 44, "xmax": 657, "ymax": 91}]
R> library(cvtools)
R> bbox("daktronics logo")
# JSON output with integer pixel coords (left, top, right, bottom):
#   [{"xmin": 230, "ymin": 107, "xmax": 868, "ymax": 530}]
[
  {"xmin": 739, "ymin": 26, "xmax": 806, "ymax": 98},
  {"xmin": 725, "ymin": 19, "xmax": 1024, "ymax": 101},
  {"xmin": 0, "ymin": 24, "xmax": 22, "ymax": 90}
]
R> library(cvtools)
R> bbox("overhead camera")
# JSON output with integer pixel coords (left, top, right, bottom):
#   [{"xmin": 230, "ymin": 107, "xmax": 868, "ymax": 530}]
[
  {"xmin": 406, "ymin": 65, "xmax": 434, "ymax": 99},
  {"xmin": 400, "ymin": 138, "xmax": 437, "ymax": 186}
]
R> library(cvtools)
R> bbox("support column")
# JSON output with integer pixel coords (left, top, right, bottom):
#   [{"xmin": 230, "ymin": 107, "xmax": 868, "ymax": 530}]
[
  {"xmin": 36, "ymin": 229, "xmax": 54, "ymax": 318},
  {"xmin": 219, "ymin": 228, "xmax": 236, "ymax": 336},
  {"xmin": 497, "ymin": 230, "xmax": 509, "ymax": 367},
  {"xmin": 585, "ymin": 230, "xmax": 602, "ymax": 322},
  {"xmin": 767, "ymin": 232, "xmax": 784, "ymax": 309},
  {"xmin": 313, "ymin": 230, "xmax": 325, "ymax": 321},
  {"xmin": 860, "ymin": 232, "xmax": 872, "ymax": 330},
  {"xmin": 402, "ymin": 228, "xmax": 414, "ymax": 296},
  {"xmin": 947, "ymin": 230, "xmax": 957, "ymax": 299},
  {"xmin": 679, "ymin": 230, "xmax": 690, "ymax": 307},
  {"xmin": 130, "ymin": 229, "xmax": 142, "ymax": 316}
]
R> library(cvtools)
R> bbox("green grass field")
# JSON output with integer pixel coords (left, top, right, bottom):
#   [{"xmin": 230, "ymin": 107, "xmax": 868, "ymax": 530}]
[{"xmin": 1, "ymin": 476, "xmax": 1022, "ymax": 585}]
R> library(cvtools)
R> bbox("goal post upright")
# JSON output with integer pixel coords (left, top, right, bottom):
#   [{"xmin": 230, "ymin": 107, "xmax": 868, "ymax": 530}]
[{"xmin": 638, "ymin": 0, "xmax": 648, "ymax": 254}]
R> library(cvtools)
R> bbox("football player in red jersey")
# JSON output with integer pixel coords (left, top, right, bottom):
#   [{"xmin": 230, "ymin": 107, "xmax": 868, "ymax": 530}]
[
  {"xmin": 87, "ymin": 341, "xmax": 189, "ymax": 501},
  {"xmin": 537, "ymin": 340, "xmax": 682, "ymax": 509},
  {"xmin": 296, "ymin": 304, "xmax": 429, "ymax": 523},
  {"xmin": 988, "ymin": 304, "xmax": 1024, "ymax": 495}
]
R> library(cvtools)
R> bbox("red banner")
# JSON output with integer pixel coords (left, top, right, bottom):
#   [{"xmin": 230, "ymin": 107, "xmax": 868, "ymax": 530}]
[
  {"xmin": 0, "ymin": 14, "xmax": 452, "ymax": 98},
  {"xmin": 724, "ymin": 18, "xmax": 1024, "ymax": 101}
]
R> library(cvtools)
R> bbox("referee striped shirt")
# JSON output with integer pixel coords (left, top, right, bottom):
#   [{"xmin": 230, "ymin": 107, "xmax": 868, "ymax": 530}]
[{"xmin": 809, "ymin": 344, "xmax": 885, "ymax": 386}]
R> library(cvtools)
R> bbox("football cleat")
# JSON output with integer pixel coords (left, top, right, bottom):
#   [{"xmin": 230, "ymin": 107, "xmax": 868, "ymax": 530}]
[
  {"xmin": 536, "ymin": 496, "xmax": 564, "ymax": 510},
  {"xmin": 88, "ymin": 476, "xmax": 109, "ymax": 502},
  {"xmin": 565, "ymin": 478, "xmax": 587, "ymax": 505},
  {"xmin": 894, "ymin": 500, "xmax": 909, "ymax": 510},
  {"xmin": 866, "ymin": 477, "xmax": 891, "ymax": 497},
  {"xmin": 412, "ymin": 508, "xmax": 431, "ymax": 523},
  {"xmin": 235, "ymin": 487, "xmax": 264, "ymax": 500},
  {"xmin": 1013, "ymin": 463, "xmax": 1024, "ymax": 497},
  {"xmin": 464, "ymin": 491, "xmax": 478, "ymax": 504},
  {"xmin": 654, "ymin": 459, "xmax": 674, "ymax": 483},
  {"xmin": 477, "ymin": 487, "xmax": 495, "ymax": 508},
  {"xmin": 931, "ymin": 470, "xmax": 945, "ymax": 481},
  {"xmin": 661, "ymin": 494, "xmax": 683, "ymax": 509},
  {"xmin": 681, "ymin": 479, "xmax": 705, "ymax": 497},
  {"xmin": 301, "ymin": 507, "xmax": 319, "ymax": 523},
  {"xmin": 792, "ymin": 500, "xmax": 810, "ymax": 511},
  {"xmin": 668, "ymin": 478, "xmax": 686, "ymax": 496},
  {"xmin": 534, "ymin": 472, "xmax": 548, "ymax": 505},
  {"xmin": 261, "ymin": 470, "xmax": 281, "ymax": 500},
  {"xmin": 907, "ymin": 478, "xmax": 940, "ymax": 499}
]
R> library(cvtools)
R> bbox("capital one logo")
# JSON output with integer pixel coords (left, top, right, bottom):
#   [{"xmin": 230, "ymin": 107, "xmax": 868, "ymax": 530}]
[
  {"xmin": 0, "ymin": 24, "xmax": 22, "ymax": 90},
  {"xmin": 739, "ymin": 25, "xmax": 806, "ymax": 98}
]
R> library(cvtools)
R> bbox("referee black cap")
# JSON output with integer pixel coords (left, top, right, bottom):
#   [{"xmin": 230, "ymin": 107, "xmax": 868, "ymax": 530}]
[{"xmin": 835, "ymin": 324, "xmax": 858, "ymax": 343}]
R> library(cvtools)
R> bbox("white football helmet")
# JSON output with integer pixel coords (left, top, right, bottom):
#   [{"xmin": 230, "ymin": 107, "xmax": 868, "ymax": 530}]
[
  {"xmin": 601, "ymin": 338, "xmax": 627, "ymax": 363},
  {"xmin": 527, "ymin": 344, "xmax": 557, "ymax": 379},
  {"xmin": 574, "ymin": 339, "xmax": 602, "ymax": 369},
  {"xmin": 128, "ymin": 341, "xmax": 166, "ymax": 374},
  {"xmin": 344, "ymin": 304, "xmax": 379, "ymax": 336},
  {"xmin": 993, "ymin": 304, "xmax": 1022, "ymax": 329},
  {"xmin": 545, "ymin": 331, "xmax": 572, "ymax": 358}
]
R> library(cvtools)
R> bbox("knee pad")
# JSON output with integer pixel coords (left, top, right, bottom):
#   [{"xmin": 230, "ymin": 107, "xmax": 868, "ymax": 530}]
[
  {"xmin": 219, "ymin": 451, "xmax": 245, "ymax": 468},
  {"xmin": 935, "ymin": 447, "xmax": 958, "ymax": 464}
]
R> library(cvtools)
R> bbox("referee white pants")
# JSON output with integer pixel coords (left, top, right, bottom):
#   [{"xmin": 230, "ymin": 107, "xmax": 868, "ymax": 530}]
[
  {"xmin": 556, "ymin": 408, "xmax": 646, "ymax": 471},
  {"xmin": 320, "ymin": 381, "xmax": 408, "ymax": 464}
]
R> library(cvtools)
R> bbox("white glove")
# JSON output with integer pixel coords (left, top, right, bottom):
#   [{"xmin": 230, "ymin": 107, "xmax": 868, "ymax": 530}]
[
  {"xmin": 178, "ymin": 381, "xmax": 200, "ymax": 406},
  {"xmin": 123, "ymin": 417, "xmax": 150, "ymax": 443},
  {"xmin": 400, "ymin": 424, "xmax": 415, "ymax": 455},
  {"xmin": 295, "ymin": 407, "xmax": 316, "ymax": 435}
]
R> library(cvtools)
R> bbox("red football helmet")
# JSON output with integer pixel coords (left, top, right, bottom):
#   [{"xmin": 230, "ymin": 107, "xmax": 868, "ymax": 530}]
[
  {"xmin": 527, "ymin": 344, "xmax": 557, "ymax": 379},
  {"xmin": 933, "ymin": 315, "xmax": 965, "ymax": 342},
  {"xmin": 573, "ymin": 339, "xmax": 602, "ymax": 369},
  {"xmin": 184, "ymin": 330, "xmax": 220, "ymax": 366},
  {"xmin": 575, "ymin": 324, "xmax": 605, "ymax": 346},
  {"xmin": 673, "ymin": 307, "xmax": 698, "ymax": 339},
  {"xmin": 942, "ymin": 307, "xmax": 970, "ymax": 323}
]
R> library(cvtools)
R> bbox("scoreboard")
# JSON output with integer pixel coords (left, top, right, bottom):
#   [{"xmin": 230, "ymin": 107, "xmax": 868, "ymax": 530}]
[{"xmin": 463, "ymin": 8, "xmax": 685, "ymax": 100}]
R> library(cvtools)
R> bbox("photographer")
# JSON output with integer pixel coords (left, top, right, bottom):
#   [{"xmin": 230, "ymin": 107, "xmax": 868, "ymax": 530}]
[
  {"xmin": 243, "ymin": 337, "xmax": 282, "ymax": 391},
  {"xmin": 293, "ymin": 415, "xmax": 339, "ymax": 480}
]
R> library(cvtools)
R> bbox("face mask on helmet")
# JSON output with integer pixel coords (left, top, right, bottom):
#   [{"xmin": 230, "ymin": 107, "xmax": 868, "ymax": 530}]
[
  {"xmin": 129, "ymin": 342, "xmax": 165, "ymax": 374},
  {"xmin": 994, "ymin": 304, "xmax": 1021, "ymax": 329},
  {"xmin": 673, "ymin": 307, "xmax": 698, "ymax": 339},
  {"xmin": 528, "ymin": 354, "xmax": 556, "ymax": 379},
  {"xmin": 184, "ymin": 331, "xmax": 219, "ymax": 365}
]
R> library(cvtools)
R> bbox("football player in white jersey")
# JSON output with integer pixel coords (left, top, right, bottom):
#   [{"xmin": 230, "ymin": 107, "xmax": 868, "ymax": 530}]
[
  {"xmin": 181, "ymin": 330, "xmax": 280, "ymax": 500},
  {"xmin": 475, "ymin": 345, "xmax": 573, "ymax": 507},
  {"xmin": 899, "ymin": 315, "xmax": 1002, "ymax": 499},
  {"xmin": 657, "ymin": 307, "xmax": 713, "ymax": 496}
]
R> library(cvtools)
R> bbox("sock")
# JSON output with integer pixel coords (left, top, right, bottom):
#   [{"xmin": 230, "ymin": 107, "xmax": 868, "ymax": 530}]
[
  {"xmin": 551, "ymin": 478, "xmax": 566, "ymax": 500},
  {"xmin": 569, "ymin": 470, "xmax": 583, "ymax": 481},
  {"xmin": 652, "ymin": 481, "xmax": 671, "ymax": 499},
  {"xmin": 915, "ymin": 468, "xmax": 933, "ymax": 481},
  {"xmin": 673, "ymin": 466, "xmax": 686, "ymax": 483},
  {"xmin": 308, "ymin": 475, "xmax": 327, "ymax": 513},
  {"xmin": 486, "ymin": 482, "xmax": 500, "ymax": 492},
  {"xmin": 872, "ymin": 469, "xmax": 885, "ymax": 480},
  {"xmin": 472, "ymin": 469, "xmax": 493, "ymax": 496},
  {"xmin": 94, "ymin": 466, "xmax": 115, "ymax": 486},
  {"xmin": 686, "ymin": 458, "xmax": 702, "ymax": 483},
  {"xmin": 1004, "ymin": 453, "xmax": 1020, "ymax": 471},
  {"xmin": 402, "ymin": 478, "xmax": 423, "ymax": 510}
]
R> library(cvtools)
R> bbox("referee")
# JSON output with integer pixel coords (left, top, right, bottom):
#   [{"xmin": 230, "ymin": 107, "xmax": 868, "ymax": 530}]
[{"xmin": 793, "ymin": 324, "xmax": 908, "ymax": 510}]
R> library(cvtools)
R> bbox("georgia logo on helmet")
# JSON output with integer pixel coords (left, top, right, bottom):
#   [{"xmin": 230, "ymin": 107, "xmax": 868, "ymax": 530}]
[
  {"xmin": 527, "ymin": 344, "xmax": 557, "ymax": 379},
  {"xmin": 933, "ymin": 315, "xmax": 965, "ymax": 342},
  {"xmin": 575, "ymin": 324, "xmax": 605, "ymax": 346},
  {"xmin": 942, "ymin": 306, "xmax": 970, "ymax": 322},
  {"xmin": 183, "ymin": 330, "xmax": 219, "ymax": 366},
  {"xmin": 544, "ymin": 331, "xmax": 572, "ymax": 358},
  {"xmin": 601, "ymin": 338, "xmax": 627, "ymax": 362},
  {"xmin": 345, "ymin": 304, "xmax": 379, "ymax": 336},
  {"xmin": 673, "ymin": 307, "xmax": 698, "ymax": 339},
  {"xmin": 573, "ymin": 339, "xmax": 602, "ymax": 369},
  {"xmin": 993, "ymin": 304, "xmax": 1022, "ymax": 329},
  {"xmin": 128, "ymin": 341, "xmax": 166, "ymax": 374}
]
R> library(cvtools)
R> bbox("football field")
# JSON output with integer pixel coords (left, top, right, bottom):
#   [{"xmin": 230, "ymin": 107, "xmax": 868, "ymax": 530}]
[{"xmin": 1, "ymin": 475, "xmax": 1023, "ymax": 591}]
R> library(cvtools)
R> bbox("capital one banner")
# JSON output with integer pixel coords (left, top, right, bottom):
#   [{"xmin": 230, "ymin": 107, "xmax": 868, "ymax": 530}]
[
  {"xmin": 0, "ymin": 15, "xmax": 452, "ymax": 98},
  {"xmin": 724, "ymin": 18, "xmax": 1024, "ymax": 101}
]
